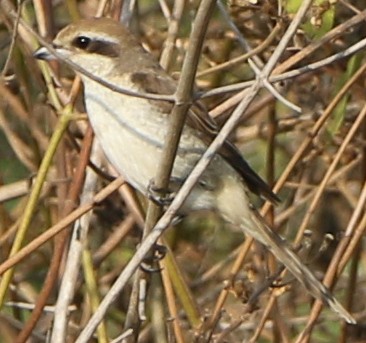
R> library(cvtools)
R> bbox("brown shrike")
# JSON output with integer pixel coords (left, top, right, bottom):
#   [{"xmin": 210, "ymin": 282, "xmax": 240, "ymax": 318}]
[{"xmin": 34, "ymin": 17, "xmax": 355, "ymax": 323}]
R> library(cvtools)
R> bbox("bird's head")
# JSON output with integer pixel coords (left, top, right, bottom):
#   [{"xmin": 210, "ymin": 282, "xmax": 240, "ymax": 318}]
[{"xmin": 34, "ymin": 17, "xmax": 149, "ymax": 76}]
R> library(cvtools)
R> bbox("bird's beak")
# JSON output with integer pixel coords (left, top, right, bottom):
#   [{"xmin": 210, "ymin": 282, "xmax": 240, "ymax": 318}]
[{"xmin": 33, "ymin": 46, "xmax": 56, "ymax": 61}]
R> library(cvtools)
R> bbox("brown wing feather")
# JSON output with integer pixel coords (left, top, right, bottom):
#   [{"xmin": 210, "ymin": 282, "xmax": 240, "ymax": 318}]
[{"xmin": 129, "ymin": 70, "xmax": 279, "ymax": 204}]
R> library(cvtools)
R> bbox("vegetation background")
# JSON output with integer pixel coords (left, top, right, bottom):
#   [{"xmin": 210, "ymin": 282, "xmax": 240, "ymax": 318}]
[{"xmin": 0, "ymin": 0, "xmax": 365, "ymax": 342}]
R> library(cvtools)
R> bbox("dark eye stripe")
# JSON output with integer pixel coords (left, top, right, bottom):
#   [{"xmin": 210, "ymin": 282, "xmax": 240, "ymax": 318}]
[
  {"xmin": 85, "ymin": 40, "xmax": 119, "ymax": 57},
  {"xmin": 72, "ymin": 36, "xmax": 119, "ymax": 57}
]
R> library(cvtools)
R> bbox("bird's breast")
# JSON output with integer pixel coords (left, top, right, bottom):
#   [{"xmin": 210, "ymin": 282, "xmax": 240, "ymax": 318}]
[{"xmin": 83, "ymin": 79, "xmax": 207, "ymax": 195}]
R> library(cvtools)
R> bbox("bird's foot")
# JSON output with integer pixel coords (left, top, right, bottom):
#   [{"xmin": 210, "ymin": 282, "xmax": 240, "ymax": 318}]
[
  {"xmin": 147, "ymin": 180, "xmax": 175, "ymax": 206},
  {"xmin": 140, "ymin": 243, "xmax": 167, "ymax": 273}
]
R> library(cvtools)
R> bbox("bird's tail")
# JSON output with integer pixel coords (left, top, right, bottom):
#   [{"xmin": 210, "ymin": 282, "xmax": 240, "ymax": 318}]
[{"xmin": 242, "ymin": 209, "xmax": 355, "ymax": 324}]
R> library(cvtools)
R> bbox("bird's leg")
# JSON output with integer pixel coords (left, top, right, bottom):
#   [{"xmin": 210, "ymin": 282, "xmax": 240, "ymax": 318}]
[
  {"xmin": 147, "ymin": 179, "xmax": 176, "ymax": 206},
  {"xmin": 140, "ymin": 243, "xmax": 167, "ymax": 273}
]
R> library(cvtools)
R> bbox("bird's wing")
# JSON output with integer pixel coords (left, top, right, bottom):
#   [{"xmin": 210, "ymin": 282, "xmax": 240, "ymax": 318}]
[{"xmin": 129, "ymin": 70, "xmax": 279, "ymax": 204}]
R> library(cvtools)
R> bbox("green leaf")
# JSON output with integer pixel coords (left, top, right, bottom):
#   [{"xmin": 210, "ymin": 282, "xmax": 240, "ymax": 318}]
[
  {"xmin": 327, "ymin": 54, "xmax": 363, "ymax": 135},
  {"xmin": 286, "ymin": 0, "xmax": 335, "ymax": 39}
]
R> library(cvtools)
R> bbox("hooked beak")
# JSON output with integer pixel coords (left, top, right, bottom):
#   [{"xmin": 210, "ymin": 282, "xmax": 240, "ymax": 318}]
[
  {"xmin": 33, "ymin": 46, "xmax": 61, "ymax": 61},
  {"xmin": 33, "ymin": 46, "xmax": 56, "ymax": 61}
]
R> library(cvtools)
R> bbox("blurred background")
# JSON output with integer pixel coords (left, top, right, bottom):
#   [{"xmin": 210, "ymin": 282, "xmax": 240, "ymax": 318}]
[{"xmin": 0, "ymin": 0, "xmax": 365, "ymax": 342}]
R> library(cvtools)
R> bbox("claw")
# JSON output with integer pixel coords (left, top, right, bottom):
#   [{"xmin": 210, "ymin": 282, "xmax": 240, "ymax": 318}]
[
  {"xmin": 140, "ymin": 243, "xmax": 167, "ymax": 273},
  {"xmin": 147, "ymin": 180, "xmax": 176, "ymax": 206}
]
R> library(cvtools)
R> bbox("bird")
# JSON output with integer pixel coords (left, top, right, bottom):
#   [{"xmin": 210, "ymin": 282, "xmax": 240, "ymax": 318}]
[{"xmin": 34, "ymin": 17, "xmax": 355, "ymax": 324}]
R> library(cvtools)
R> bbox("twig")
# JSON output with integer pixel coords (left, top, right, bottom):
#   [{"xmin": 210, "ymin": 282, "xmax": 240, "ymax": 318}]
[
  {"xmin": 159, "ymin": 0, "xmax": 185, "ymax": 71},
  {"xmin": 0, "ymin": 177, "xmax": 125, "ymax": 276},
  {"xmin": 50, "ymin": 139, "xmax": 103, "ymax": 343}
]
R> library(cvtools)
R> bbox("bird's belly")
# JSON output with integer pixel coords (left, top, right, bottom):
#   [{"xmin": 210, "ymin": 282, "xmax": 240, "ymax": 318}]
[{"xmin": 85, "ymin": 92, "xmax": 206, "ymax": 196}]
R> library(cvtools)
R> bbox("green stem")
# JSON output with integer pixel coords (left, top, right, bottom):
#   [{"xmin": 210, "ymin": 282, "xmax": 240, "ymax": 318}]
[{"xmin": 0, "ymin": 106, "xmax": 74, "ymax": 306}]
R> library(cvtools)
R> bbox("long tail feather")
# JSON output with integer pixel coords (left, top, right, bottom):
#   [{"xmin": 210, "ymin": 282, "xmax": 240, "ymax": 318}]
[{"xmin": 243, "ymin": 209, "xmax": 355, "ymax": 324}]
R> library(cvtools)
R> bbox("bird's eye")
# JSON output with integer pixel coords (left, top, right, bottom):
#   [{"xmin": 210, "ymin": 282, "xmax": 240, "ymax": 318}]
[
  {"xmin": 72, "ymin": 36, "xmax": 91, "ymax": 50},
  {"xmin": 70, "ymin": 36, "xmax": 120, "ymax": 57}
]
